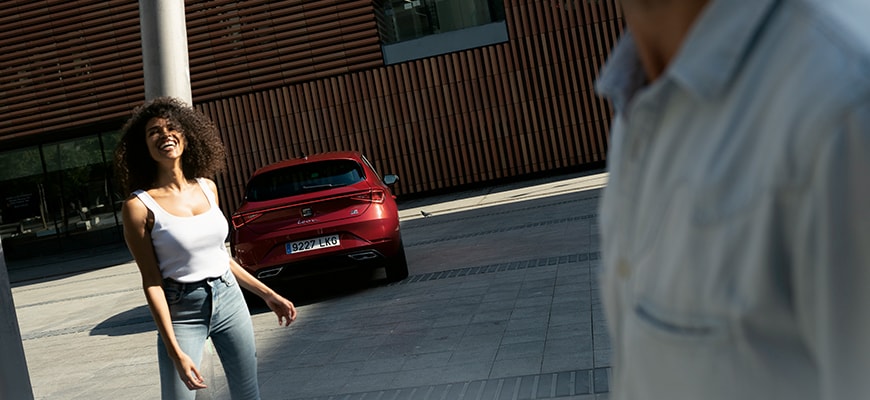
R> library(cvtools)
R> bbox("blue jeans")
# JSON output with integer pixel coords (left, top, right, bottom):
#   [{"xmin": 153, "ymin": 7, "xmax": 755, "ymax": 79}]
[{"xmin": 157, "ymin": 270, "xmax": 259, "ymax": 400}]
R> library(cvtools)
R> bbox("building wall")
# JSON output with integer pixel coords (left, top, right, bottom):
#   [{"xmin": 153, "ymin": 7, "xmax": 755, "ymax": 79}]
[
  {"xmin": 0, "ymin": 0, "xmax": 621, "ymax": 257},
  {"xmin": 191, "ymin": 0, "xmax": 623, "ymax": 211}
]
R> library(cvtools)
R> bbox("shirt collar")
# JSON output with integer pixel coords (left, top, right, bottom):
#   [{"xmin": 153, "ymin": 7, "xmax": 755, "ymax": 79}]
[
  {"xmin": 594, "ymin": 31, "xmax": 647, "ymax": 114},
  {"xmin": 596, "ymin": 0, "xmax": 779, "ymax": 112}
]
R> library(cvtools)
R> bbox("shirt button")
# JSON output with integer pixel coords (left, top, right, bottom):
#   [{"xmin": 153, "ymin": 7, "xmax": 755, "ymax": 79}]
[{"xmin": 617, "ymin": 258, "xmax": 631, "ymax": 279}]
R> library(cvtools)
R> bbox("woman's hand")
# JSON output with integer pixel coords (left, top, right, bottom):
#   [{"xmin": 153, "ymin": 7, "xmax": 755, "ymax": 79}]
[
  {"xmin": 264, "ymin": 292, "xmax": 297, "ymax": 326},
  {"xmin": 174, "ymin": 351, "xmax": 207, "ymax": 390}
]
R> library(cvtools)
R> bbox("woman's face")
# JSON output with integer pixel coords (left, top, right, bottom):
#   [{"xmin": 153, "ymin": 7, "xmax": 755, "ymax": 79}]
[{"xmin": 145, "ymin": 117, "xmax": 186, "ymax": 162}]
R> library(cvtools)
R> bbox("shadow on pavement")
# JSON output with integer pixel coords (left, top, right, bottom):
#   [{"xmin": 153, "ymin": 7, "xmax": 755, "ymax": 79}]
[
  {"xmin": 91, "ymin": 304, "xmax": 154, "ymax": 336},
  {"xmin": 245, "ymin": 267, "xmax": 387, "ymax": 315},
  {"xmin": 8, "ymin": 242, "xmax": 133, "ymax": 287},
  {"xmin": 90, "ymin": 269, "xmax": 388, "ymax": 337}
]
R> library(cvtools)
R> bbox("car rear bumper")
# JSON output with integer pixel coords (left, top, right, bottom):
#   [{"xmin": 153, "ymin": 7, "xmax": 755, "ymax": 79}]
[
  {"xmin": 249, "ymin": 245, "xmax": 397, "ymax": 280},
  {"xmin": 242, "ymin": 236, "xmax": 403, "ymax": 279}
]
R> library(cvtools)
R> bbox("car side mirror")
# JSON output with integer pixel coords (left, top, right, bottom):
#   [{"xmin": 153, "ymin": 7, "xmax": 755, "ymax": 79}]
[{"xmin": 383, "ymin": 174, "xmax": 399, "ymax": 186}]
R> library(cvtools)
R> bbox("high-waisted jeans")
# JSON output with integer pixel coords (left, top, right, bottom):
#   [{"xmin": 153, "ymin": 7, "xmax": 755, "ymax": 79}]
[{"xmin": 157, "ymin": 269, "xmax": 259, "ymax": 400}]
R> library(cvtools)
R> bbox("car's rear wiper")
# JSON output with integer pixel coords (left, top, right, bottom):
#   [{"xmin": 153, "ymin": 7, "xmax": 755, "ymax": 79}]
[{"xmin": 301, "ymin": 183, "xmax": 343, "ymax": 190}]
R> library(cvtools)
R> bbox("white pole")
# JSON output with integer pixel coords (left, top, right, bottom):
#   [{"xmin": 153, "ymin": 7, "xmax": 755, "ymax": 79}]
[
  {"xmin": 139, "ymin": 0, "xmax": 193, "ymax": 104},
  {"xmin": 0, "ymin": 239, "xmax": 35, "ymax": 400}
]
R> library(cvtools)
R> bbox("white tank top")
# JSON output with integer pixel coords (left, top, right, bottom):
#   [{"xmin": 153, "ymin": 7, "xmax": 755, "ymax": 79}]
[{"xmin": 133, "ymin": 178, "xmax": 230, "ymax": 283}]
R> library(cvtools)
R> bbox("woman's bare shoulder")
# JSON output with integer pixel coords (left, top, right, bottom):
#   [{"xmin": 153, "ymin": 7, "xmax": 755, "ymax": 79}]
[
  {"xmin": 121, "ymin": 194, "xmax": 147, "ymax": 218},
  {"xmin": 200, "ymin": 178, "xmax": 220, "ymax": 201},
  {"xmin": 200, "ymin": 177, "xmax": 218, "ymax": 191}
]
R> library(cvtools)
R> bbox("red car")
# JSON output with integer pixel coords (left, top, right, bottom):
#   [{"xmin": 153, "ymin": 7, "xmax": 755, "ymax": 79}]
[{"xmin": 229, "ymin": 151, "xmax": 408, "ymax": 283}]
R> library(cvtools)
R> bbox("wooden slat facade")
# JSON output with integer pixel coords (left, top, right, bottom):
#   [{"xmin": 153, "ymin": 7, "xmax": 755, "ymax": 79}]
[{"xmin": 0, "ymin": 0, "xmax": 622, "ymax": 214}]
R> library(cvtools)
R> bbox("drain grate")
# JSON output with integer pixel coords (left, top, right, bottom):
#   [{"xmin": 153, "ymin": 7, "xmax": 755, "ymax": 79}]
[
  {"xmin": 405, "ymin": 214, "xmax": 597, "ymax": 248},
  {"xmin": 401, "ymin": 195, "xmax": 601, "ymax": 228},
  {"xmin": 390, "ymin": 252, "xmax": 599, "ymax": 286}
]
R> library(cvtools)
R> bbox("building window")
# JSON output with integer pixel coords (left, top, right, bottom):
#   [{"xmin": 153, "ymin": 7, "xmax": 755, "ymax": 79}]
[
  {"xmin": 376, "ymin": 0, "xmax": 508, "ymax": 64},
  {"xmin": 0, "ymin": 131, "xmax": 123, "ymax": 259}
]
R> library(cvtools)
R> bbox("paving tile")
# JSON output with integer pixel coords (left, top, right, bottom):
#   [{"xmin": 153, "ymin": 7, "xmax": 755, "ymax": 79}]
[
  {"xmin": 501, "ymin": 327, "xmax": 548, "ymax": 346},
  {"xmin": 504, "ymin": 313, "xmax": 550, "ymax": 333},
  {"xmin": 542, "ymin": 350, "xmax": 595, "ymax": 373},
  {"xmin": 463, "ymin": 321, "xmax": 508, "ymax": 337},
  {"xmin": 471, "ymin": 309, "xmax": 514, "ymax": 324},
  {"xmin": 546, "ymin": 322, "xmax": 593, "ymax": 341},
  {"xmin": 489, "ymin": 355, "xmax": 544, "ymax": 379},
  {"xmin": 495, "ymin": 341, "xmax": 546, "ymax": 361},
  {"xmin": 448, "ymin": 347, "xmax": 498, "ymax": 365}
]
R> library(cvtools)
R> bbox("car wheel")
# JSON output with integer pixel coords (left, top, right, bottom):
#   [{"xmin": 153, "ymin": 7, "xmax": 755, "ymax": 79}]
[{"xmin": 385, "ymin": 245, "xmax": 409, "ymax": 282}]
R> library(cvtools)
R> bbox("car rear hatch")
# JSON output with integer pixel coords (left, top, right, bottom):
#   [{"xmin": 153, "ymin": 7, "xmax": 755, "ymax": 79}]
[
  {"xmin": 232, "ymin": 159, "xmax": 377, "ymax": 234},
  {"xmin": 234, "ymin": 186, "xmax": 378, "ymax": 234}
]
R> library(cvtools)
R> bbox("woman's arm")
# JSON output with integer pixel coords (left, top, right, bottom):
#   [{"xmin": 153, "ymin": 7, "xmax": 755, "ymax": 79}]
[
  {"xmin": 204, "ymin": 178, "xmax": 297, "ymax": 326},
  {"xmin": 121, "ymin": 196, "xmax": 207, "ymax": 390}
]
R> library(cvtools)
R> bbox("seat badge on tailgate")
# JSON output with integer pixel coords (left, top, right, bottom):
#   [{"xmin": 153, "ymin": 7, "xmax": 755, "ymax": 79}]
[{"xmin": 301, "ymin": 208, "xmax": 314, "ymax": 217}]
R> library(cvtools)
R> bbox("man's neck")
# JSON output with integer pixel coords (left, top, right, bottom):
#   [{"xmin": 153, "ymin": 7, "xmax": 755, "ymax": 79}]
[{"xmin": 621, "ymin": 0, "xmax": 709, "ymax": 81}]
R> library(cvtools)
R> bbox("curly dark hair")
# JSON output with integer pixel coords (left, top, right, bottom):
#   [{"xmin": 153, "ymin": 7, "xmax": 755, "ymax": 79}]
[{"xmin": 114, "ymin": 97, "xmax": 227, "ymax": 194}]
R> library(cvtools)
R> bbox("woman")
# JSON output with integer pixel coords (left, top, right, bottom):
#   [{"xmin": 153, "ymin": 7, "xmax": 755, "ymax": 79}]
[{"xmin": 114, "ymin": 97, "xmax": 296, "ymax": 399}]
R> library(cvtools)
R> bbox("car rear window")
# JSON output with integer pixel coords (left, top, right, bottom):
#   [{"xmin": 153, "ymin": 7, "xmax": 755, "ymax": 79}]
[{"xmin": 245, "ymin": 159, "xmax": 365, "ymax": 202}]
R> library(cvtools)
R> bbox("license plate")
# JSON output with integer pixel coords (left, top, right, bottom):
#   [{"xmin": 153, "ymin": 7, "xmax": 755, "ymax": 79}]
[{"xmin": 286, "ymin": 234, "xmax": 340, "ymax": 254}]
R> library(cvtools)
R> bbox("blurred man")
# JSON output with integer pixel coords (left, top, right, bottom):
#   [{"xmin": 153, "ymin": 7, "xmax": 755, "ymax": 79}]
[{"xmin": 595, "ymin": 0, "xmax": 870, "ymax": 398}]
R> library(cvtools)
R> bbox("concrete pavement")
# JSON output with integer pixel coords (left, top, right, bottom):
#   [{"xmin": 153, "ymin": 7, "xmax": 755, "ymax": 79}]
[{"xmin": 8, "ymin": 170, "xmax": 610, "ymax": 400}]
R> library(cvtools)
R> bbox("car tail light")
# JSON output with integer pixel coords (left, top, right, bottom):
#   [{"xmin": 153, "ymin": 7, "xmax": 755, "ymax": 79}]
[
  {"xmin": 231, "ymin": 213, "xmax": 263, "ymax": 229},
  {"xmin": 353, "ymin": 189, "xmax": 386, "ymax": 204}
]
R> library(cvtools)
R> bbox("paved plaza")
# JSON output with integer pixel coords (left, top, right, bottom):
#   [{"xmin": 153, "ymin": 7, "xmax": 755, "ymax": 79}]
[{"xmin": 7, "ymin": 171, "xmax": 610, "ymax": 400}]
